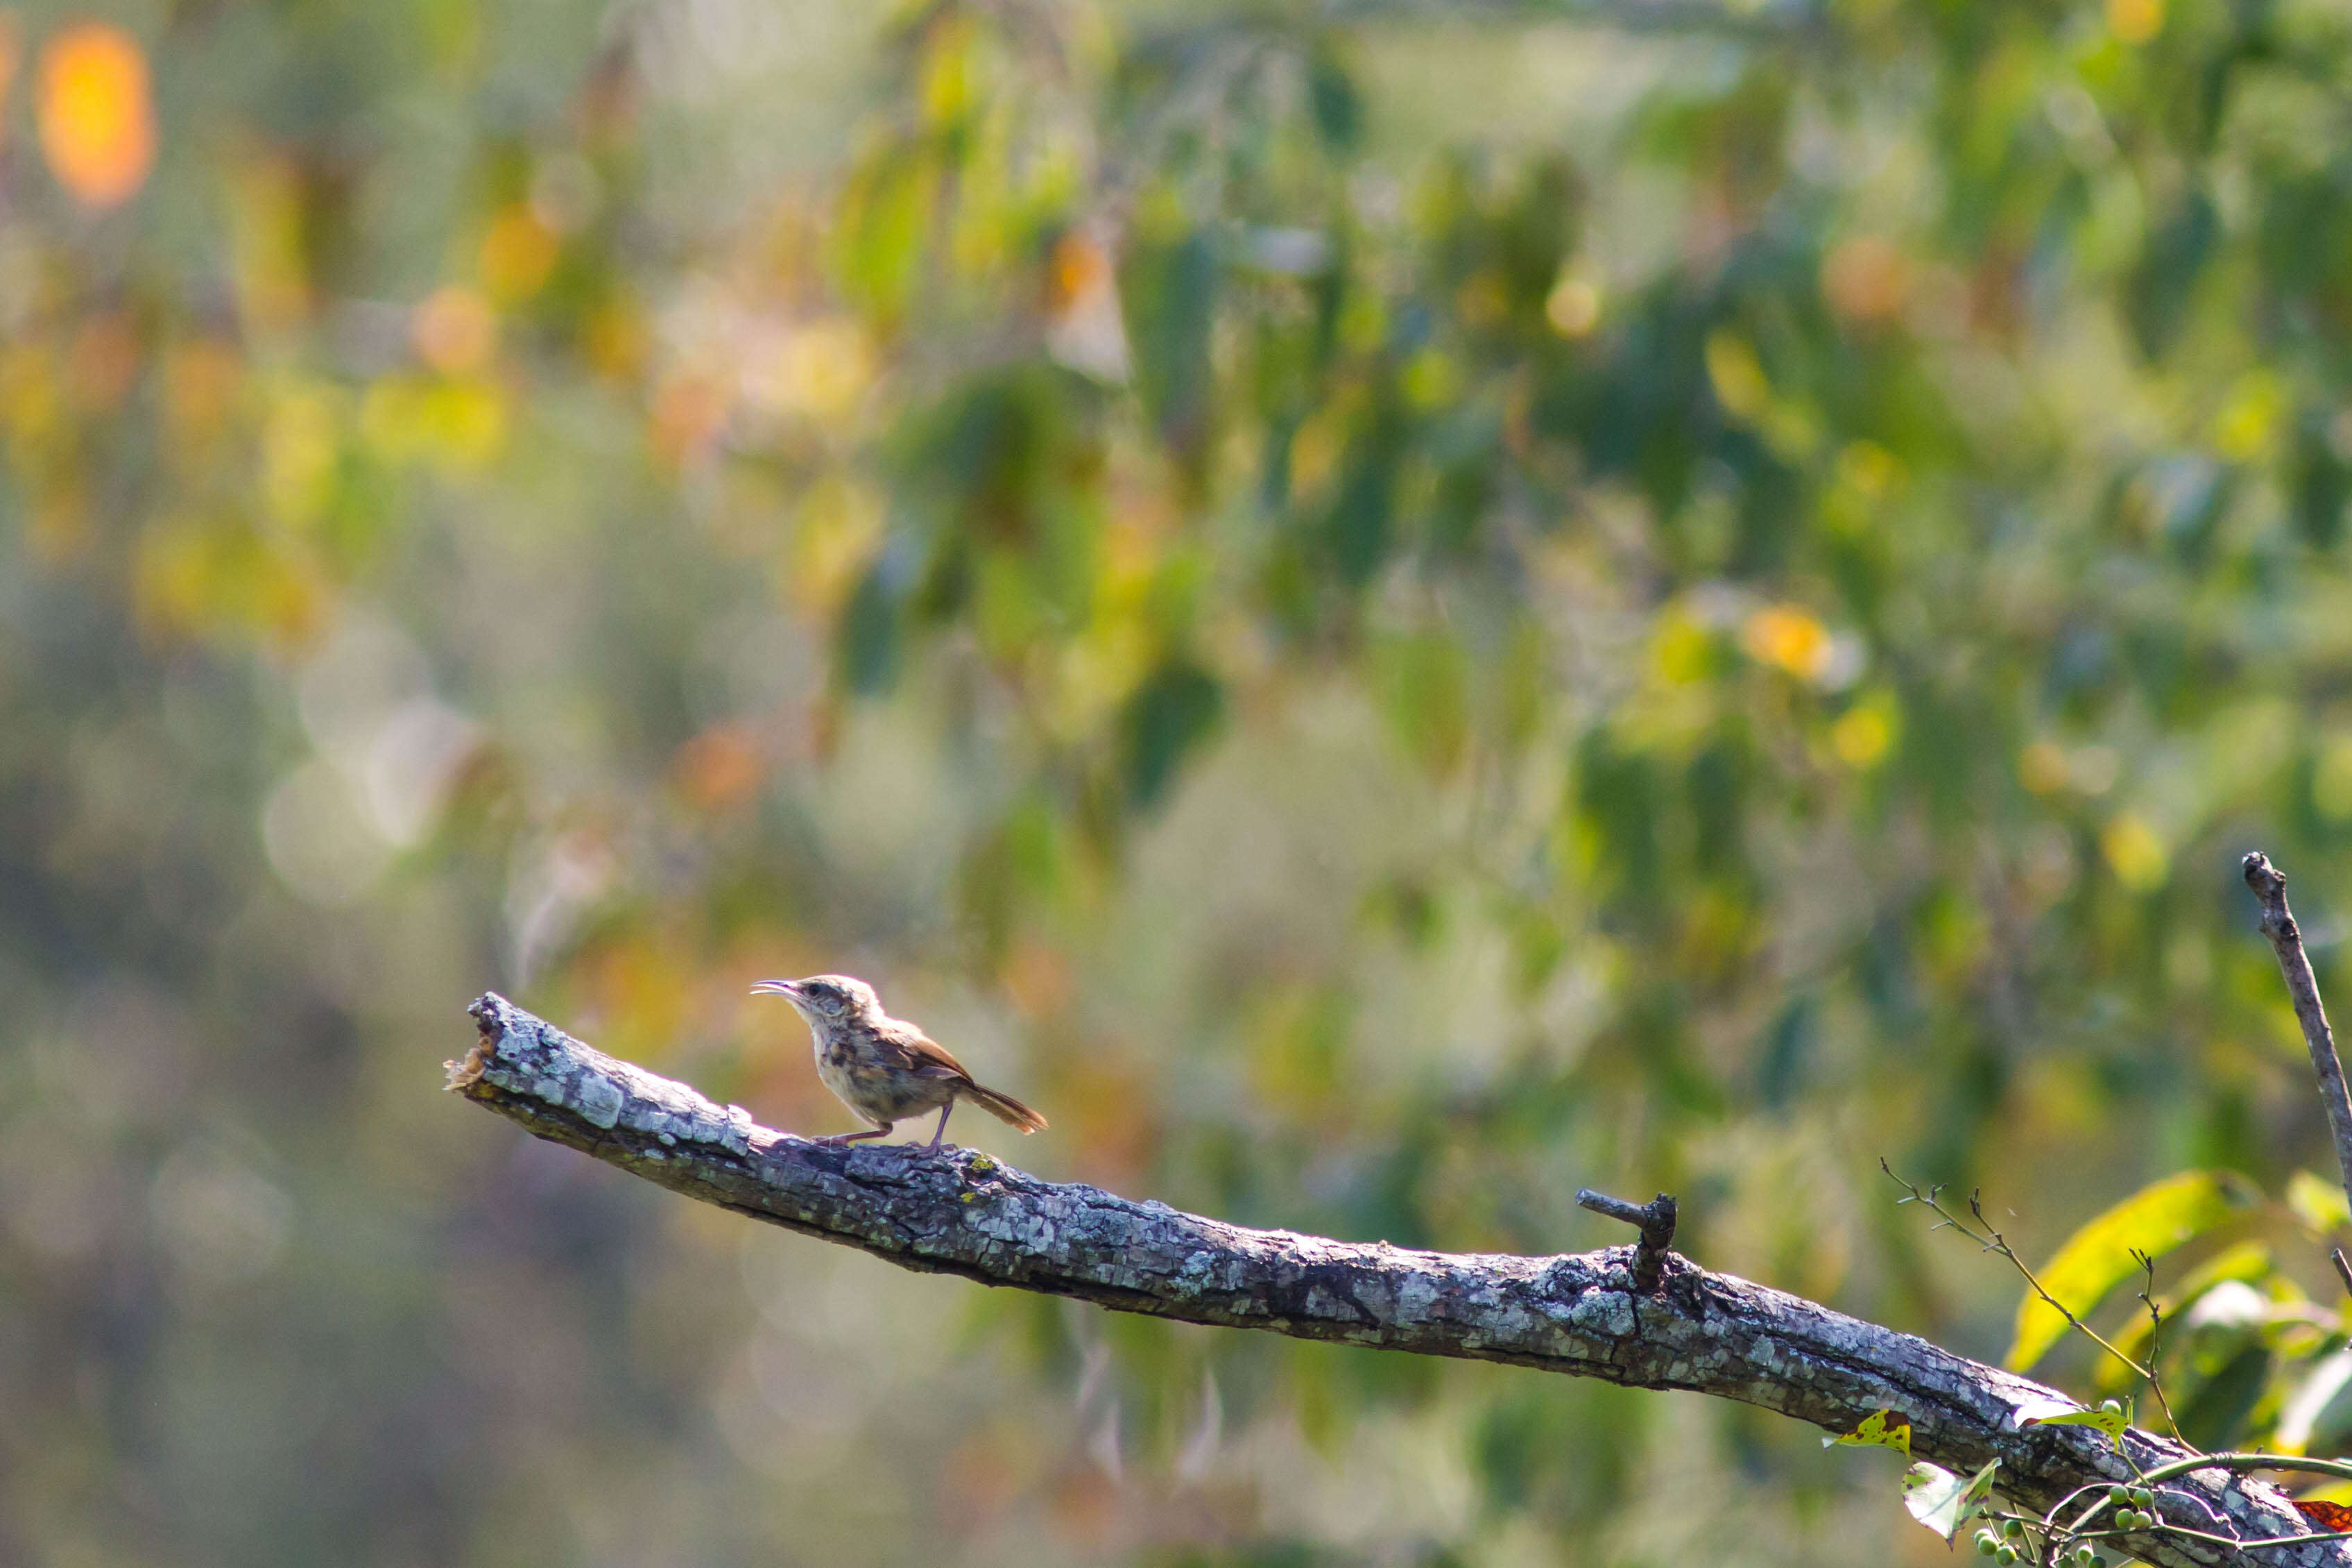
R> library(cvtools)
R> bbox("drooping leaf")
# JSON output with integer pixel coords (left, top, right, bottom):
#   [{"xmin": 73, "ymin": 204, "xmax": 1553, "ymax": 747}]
[
  {"xmin": 2006, "ymin": 1171, "xmax": 2252, "ymax": 1372},
  {"xmin": 1823, "ymin": 1408, "xmax": 1910, "ymax": 1456},
  {"xmin": 1902, "ymin": 1458, "xmax": 1998, "ymax": 1540}
]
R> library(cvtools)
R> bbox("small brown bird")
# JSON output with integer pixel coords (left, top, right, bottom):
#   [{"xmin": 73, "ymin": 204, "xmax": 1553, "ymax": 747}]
[{"xmin": 751, "ymin": 974, "xmax": 1047, "ymax": 1151}]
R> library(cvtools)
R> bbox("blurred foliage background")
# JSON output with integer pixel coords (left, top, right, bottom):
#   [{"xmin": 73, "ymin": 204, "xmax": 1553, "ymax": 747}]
[{"xmin": 17, "ymin": 0, "xmax": 2352, "ymax": 1560}]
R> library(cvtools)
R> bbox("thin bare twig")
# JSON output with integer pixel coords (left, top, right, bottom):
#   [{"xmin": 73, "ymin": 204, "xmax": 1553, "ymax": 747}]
[
  {"xmin": 1882, "ymin": 1164, "xmax": 2190, "ymax": 1447},
  {"xmin": 2243, "ymin": 852, "xmax": 2352, "ymax": 1297},
  {"xmin": 2128, "ymin": 1247, "xmax": 2191, "ymax": 1449}
]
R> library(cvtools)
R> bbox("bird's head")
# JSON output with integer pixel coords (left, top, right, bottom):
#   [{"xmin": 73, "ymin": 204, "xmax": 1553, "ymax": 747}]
[{"xmin": 750, "ymin": 974, "xmax": 882, "ymax": 1024}]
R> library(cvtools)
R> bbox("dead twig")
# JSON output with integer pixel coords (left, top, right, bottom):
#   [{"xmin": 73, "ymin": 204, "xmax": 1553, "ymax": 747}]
[
  {"xmin": 1574, "ymin": 1188, "xmax": 1677, "ymax": 1291},
  {"xmin": 2242, "ymin": 851, "xmax": 2352, "ymax": 1294}
]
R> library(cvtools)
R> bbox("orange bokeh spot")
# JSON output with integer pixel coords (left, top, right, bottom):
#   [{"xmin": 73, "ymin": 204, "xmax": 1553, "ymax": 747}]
[
  {"xmin": 38, "ymin": 23, "xmax": 155, "ymax": 209},
  {"xmin": 411, "ymin": 286, "xmax": 497, "ymax": 374},
  {"xmin": 673, "ymin": 723, "xmax": 764, "ymax": 811},
  {"xmin": 1821, "ymin": 234, "xmax": 1910, "ymax": 327},
  {"xmin": 1742, "ymin": 603, "xmax": 1835, "ymax": 681},
  {"xmin": 1047, "ymin": 230, "xmax": 1108, "ymax": 315}
]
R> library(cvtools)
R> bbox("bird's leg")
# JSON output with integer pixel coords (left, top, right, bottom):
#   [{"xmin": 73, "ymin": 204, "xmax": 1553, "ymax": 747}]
[
  {"xmin": 925, "ymin": 1102, "xmax": 954, "ymax": 1151},
  {"xmin": 816, "ymin": 1126, "xmax": 893, "ymax": 1148}
]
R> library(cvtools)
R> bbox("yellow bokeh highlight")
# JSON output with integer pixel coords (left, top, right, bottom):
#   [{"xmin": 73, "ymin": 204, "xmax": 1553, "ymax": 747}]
[
  {"xmin": 37, "ymin": 22, "xmax": 155, "ymax": 208},
  {"xmin": 2211, "ymin": 371, "xmax": 2284, "ymax": 463},
  {"xmin": 261, "ymin": 386, "xmax": 343, "ymax": 528},
  {"xmin": 1742, "ymin": 603, "xmax": 1834, "ymax": 682},
  {"xmin": 2018, "ymin": 741, "xmax": 2070, "ymax": 795},
  {"xmin": 479, "ymin": 207, "xmax": 560, "ymax": 302},
  {"xmin": 1400, "ymin": 349, "xmax": 1461, "ymax": 411},
  {"xmin": 783, "ymin": 475, "xmax": 884, "ymax": 617},
  {"xmin": 2108, "ymin": 0, "xmax": 2163, "ymax": 44},
  {"xmin": 132, "ymin": 516, "xmax": 327, "ymax": 648},
  {"xmin": 770, "ymin": 319, "xmax": 874, "ymax": 426},
  {"xmin": 1545, "ymin": 273, "xmax": 1602, "ymax": 338},
  {"xmin": 1830, "ymin": 703, "xmax": 1893, "ymax": 768},
  {"xmin": 1704, "ymin": 329, "xmax": 1818, "ymax": 458},
  {"xmin": 1705, "ymin": 331, "xmax": 1772, "ymax": 422},
  {"xmin": 2100, "ymin": 813, "xmax": 2168, "ymax": 891},
  {"xmin": 1836, "ymin": 440, "xmax": 1904, "ymax": 500},
  {"xmin": 1651, "ymin": 612, "xmax": 1714, "ymax": 687},
  {"xmin": 584, "ymin": 297, "xmax": 648, "ymax": 381},
  {"xmin": 359, "ymin": 374, "xmax": 507, "ymax": 472}
]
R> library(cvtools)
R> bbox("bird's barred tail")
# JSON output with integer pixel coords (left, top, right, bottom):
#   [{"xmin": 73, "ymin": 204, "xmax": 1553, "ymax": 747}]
[{"xmin": 964, "ymin": 1082, "xmax": 1048, "ymax": 1134}]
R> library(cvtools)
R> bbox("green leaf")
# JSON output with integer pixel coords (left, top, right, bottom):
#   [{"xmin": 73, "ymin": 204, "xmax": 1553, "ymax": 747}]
[
  {"xmin": 1823, "ymin": 1408, "xmax": 1910, "ymax": 1456},
  {"xmin": 2006, "ymin": 1171, "xmax": 2251, "ymax": 1372},
  {"xmin": 2287, "ymin": 1170, "xmax": 2351, "ymax": 1237},
  {"xmin": 837, "ymin": 560, "xmax": 903, "ymax": 694},
  {"xmin": 1903, "ymin": 1458, "xmax": 1999, "ymax": 1540},
  {"xmin": 1119, "ymin": 660, "xmax": 1224, "ymax": 809}
]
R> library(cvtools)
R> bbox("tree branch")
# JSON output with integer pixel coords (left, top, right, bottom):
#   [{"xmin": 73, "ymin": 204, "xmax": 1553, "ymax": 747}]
[{"xmin": 447, "ymin": 992, "xmax": 2343, "ymax": 1567}]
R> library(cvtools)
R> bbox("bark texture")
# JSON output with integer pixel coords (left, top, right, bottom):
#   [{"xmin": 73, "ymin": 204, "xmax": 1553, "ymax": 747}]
[{"xmin": 449, "ymin": 992, "xmax": 2346, "ymax": 1567}]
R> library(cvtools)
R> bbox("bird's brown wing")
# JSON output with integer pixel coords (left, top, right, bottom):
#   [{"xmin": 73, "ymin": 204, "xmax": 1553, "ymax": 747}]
[{"xmin": 877, "ymin": 1018, "xmax": 974, "ymax": 1084}]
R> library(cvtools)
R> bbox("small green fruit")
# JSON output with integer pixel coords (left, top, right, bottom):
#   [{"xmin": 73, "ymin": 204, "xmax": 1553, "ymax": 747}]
[
  {"xmin": 1995, "ymin": 1546, "xmax": 2019, "ymax": 1566},
  {"xmin": 2100, "ymin": 1399, "xmax": 2123, "ymax": 1415},
  {"xmin": 1975, "ymin": 1529, "xmax": 2000, "ymax": 1556},
  {"xmin": 2002, "ymin": 1518, "xmax": 2025, "ymax": 1540},
  {"xmin": 2131, "ymin": 1486, "xmax": 2154, "ymax": 1509}
]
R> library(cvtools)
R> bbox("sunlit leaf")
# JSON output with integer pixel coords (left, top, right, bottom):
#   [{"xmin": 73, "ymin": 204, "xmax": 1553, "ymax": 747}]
[
  {"xmin": 1823, "ymin": 1408, "xmax": 1910, "ymax": 1456},
  {"xmin": 2007, "ymin": 1171, "xmax": 2251, "ymax": 1372}
]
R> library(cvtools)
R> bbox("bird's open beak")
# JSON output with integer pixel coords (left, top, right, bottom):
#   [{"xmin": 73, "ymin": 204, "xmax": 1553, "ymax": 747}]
[{"xmin": 750, "ymin": 979, "xmax": 800, "ymax": 1000}]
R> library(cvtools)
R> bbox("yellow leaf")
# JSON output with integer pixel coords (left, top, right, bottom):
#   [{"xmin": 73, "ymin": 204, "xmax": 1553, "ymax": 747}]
[
  {"xmin": 2007, "ymin": 1171, "xmax": 2251, "ymax": 1372},
  {"xmin": 1823, "ymin": 1408, "xmax": 1912, "ymax": 1456}
]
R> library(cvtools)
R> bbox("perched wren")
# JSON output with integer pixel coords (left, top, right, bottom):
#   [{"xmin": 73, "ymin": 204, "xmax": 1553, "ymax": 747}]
[{"xmin": 751, "ymin": 974, "xmax": 1047, "ymax": 1151}]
